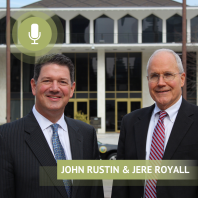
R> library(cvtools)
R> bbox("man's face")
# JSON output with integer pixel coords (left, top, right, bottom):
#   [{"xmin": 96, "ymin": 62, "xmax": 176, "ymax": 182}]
[
  {"xmin": 148, "ymin": 52, "xmax": 185, "ymax": 110},
  {"xmin": 31, "ymin": 63, "xmax": 75, "ymax": 118}
]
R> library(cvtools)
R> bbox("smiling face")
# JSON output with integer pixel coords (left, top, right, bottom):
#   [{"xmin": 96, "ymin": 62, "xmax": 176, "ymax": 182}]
[
  {"xmin": 31, "ymin": 63, "xmax": 75, "ymax": 122},
  {"xmin": 148, "ymin": 51, "xmax": 185, "ymax": 110}
]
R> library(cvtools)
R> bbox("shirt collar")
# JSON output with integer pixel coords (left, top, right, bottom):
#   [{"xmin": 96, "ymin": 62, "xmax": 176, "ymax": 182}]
[
  {"xmin": 32, "ymin": 105, "xmax": 67, "ymax": 132},
  {"xmin": 153, "ymin": 96, "xmax": 182, "ymax": 122}
]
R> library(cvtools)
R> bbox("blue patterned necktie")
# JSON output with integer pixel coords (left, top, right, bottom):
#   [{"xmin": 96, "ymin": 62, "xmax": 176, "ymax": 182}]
[{"xmin": 51, "ymin": 123, "xmax": 72, "ymax": 198}]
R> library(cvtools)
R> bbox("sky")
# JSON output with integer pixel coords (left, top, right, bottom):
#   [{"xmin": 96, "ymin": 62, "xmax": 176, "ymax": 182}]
[{"xmin": 0, "ymin": 0, "xmax": 198, "ymax": 8}]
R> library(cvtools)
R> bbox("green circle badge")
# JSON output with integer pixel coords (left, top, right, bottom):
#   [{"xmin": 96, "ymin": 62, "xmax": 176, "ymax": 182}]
[
  {"xmin": 18, "ymin": 17, "xmax": 52, "ymax": 51},
  {"xmin": 11, "ymin": 11, "xmax": 64, "ymax": 62},
  {"xmin": 99, "ymin": 146, "xmax": 107, "ymax": 153}
]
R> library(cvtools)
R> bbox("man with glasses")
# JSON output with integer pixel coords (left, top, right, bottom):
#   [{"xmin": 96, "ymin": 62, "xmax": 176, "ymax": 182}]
[{"xmin": 112, "ymin": 49, "xmax": 198, "ymax": 198}]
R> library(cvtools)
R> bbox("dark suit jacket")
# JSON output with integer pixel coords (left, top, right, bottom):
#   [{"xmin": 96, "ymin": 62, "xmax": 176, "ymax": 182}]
[
  {"xmin": 0, "ymin": 111, "xmax": 104, "ymax": 198},
  {"xmin": 112, "ymin": 98, "xmax": 198, "ymax": 198}
]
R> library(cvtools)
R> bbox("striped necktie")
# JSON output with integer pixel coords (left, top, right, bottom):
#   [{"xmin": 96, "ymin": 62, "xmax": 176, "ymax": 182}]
[
  {"xmin": 145, "ymin": 111, "xmax": 167, "ymax": 198},
  {"xmin": 51, "ymin": 123, "xmax": 72, "ymax": 198}
]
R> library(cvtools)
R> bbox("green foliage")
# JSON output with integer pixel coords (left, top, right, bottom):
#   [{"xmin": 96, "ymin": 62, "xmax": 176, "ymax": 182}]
[{"xmin": 74, "ymin": 111, "xmax": 90, "ymax": 124}]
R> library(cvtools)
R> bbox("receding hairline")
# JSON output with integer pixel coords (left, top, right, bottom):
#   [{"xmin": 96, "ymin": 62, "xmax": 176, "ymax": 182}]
[
  {"xmin": 149, "ymin": 51, "xmax": 176, "ymax": 66},
  {"xmin": 147, "ymin": 49, "xmax": 184, "ymax": 74}
]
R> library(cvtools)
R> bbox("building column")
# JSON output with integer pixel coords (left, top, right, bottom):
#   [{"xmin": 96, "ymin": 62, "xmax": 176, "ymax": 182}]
[
  {"xmin": 187, "ymin": 18, "xmax": 191, "ymax": 43},
  {"xmin": 142, "ymin": 51, "xmax": 154, "ymax": 108},
  {"xmin": 162, "ymin": 19, "xmax": 167, "ymax": 43},
  {"xmin": 0, "ymin": 49, "xmax": 7, "ymax": 124},
  {"xmin": 66, "ymin": 20, "xmax": 70, "ymax": 44},
  {"xmin": 114, "ymin": 19, "xmax": 118, "ymax": 44},
  {"xmin": 90, "ymin": 19, "xmax": 94, "ymax": 44},
  {"xmin": 97, "ymin": 49, "xmax": 105, "ymax": 133},
  {"xmin": 138, "ymin": 19, "xmax": 142, "ymax": 43}
]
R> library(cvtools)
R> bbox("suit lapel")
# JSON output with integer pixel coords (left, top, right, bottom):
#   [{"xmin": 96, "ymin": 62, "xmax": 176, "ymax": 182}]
[
  {"xmin": 65, "ymin": 117, "xmax": 83, "ymax": 198},
  {"xmin": 163, "ymin": 99, "xmax": 194, "ymax": 159},
  {"xmin": 134, "ymin": 105, "xmax": 155, "ymax": 159},
  {"xmin": 24, "ymin": 111, "xmax": 68, "ymax": 198},
  {"xmin": 65, "ymin": 117, "xmax": 83, "ymax": 160}
]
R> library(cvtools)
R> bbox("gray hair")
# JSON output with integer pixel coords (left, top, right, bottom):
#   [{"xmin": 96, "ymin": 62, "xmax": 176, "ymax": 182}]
[{"xmin": 146, "ymin": 49, "xmax": 184, "ymax": 75}]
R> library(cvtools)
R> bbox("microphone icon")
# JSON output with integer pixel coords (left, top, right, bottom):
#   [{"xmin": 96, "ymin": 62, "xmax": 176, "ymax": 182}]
[{"xmin": 28, "ymin": 24, "xmax": 41, "ymax": 44}]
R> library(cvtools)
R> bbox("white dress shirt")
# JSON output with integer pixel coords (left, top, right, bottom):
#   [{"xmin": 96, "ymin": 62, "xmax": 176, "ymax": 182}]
[
  {"xmin": 143, "ymin": 96, "xmax": 182, "ymax": 198},
  {"xmin": 145, "ymin": 96, "xmax": 182, "ymax": 160},
  {"xmin": 32, "ymin": 105, "xmax": 72, "ymax": 160}
]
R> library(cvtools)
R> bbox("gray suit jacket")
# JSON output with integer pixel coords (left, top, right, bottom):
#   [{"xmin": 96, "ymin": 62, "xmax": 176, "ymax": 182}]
[{"xmin": 0, "ymin": 111, "xmax": 104, "ymax": 198}]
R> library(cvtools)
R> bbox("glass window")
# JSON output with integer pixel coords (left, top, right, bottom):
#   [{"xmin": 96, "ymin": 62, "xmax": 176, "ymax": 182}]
[
  {"xmin": 23, "ymin": 54, "xmax": 34, "ymax": 92},
  {"xmin": 63, "ymin": 53, "xmax": 75, "ymax": 68},
  {"xmin": 47, "ymin": 15, "xmax": 66, "ymax": 44},
  {"xmin": 106, "ymin": 100, "xmax": 115, "ymax": 132},
  {"xmin": 63, "ymin": 53, "xmax": 75, "ymax": 83},
  {"xmin": 131, "ymin": 102, "xmax": 141, "ymax": 112},
  {"xmin": 65, "ymin": 102, "xmax": 74, "ymax": 118},
  {"xmin": 142, "ymin": 14, "xmax": 162, "ymax": 43},
  {"xmin": 187, "ymin": 52, "xmax": 197, "ymax": 105},
  {"xmin": 11, "ymin": 54, "xmax": 21, "ymax": 92},
  {"xmin": 63, "ymin": 53, "xmax": 97, "ymax": 93},
  {"xmin": 76, "ymin": 53, "xmax": 88, "ymax": 91},
  {"xmin": 167, "ymin": 14, "xmax": 182, "ymax": 43},
  {"xmin": 77, "ymin": 102, "xmax": 87, "ymax": 114},
  {"xmin": 118, "ymin": 15, "xmax": 138, "ymax": 43},
  {"xmin": 117, "ymin": 102, "xmax": 127, "ymax": 130},
  {"xmin": 116, "ymin": 53, "xmax": 128, "ymax": 91},
  {"xmin": 11, "ymin": 100, "xmax": 20, "ymax": 122},
  {"xmin": 70, "ymin": 15, "xmax": 89, "ymax": 44},
  {"xmin": 0, "ymin": 16, "xmax": 16, "ymax": 44},
  {"xmin": 106, "ymin": 53, "xmax": 115, "ymax": 91},
  {"xmin": 178, "ymin": 52, "xmax": 196, "ymax": 105},
  {"xmin": 89, "ymin": 53, "xmax": 97, "ymax": 91},
  {"xmin": 23, "ymin": 99, "xmax": 35, "ymax": 117},
  {"xmin": 23, "ymin": 54, "xmax": 35, "ymax": 117},
  {"xmin": 129, "ymin": 53, "xmax": 142, "ymax": 91},
  {"xmin": 191, "ymin": 16, "xmax": 198, "ymax": 42},
  {"xmin": 106, "ymin": 53, "xmax": 142, "ymax": 92},
  {"xmin": 94, "ymin": 15, "xmax": 114, "ymax": 43},
  {"xmin": 90, "ymin": 100, "xmax": 97, "ymax": 118}
]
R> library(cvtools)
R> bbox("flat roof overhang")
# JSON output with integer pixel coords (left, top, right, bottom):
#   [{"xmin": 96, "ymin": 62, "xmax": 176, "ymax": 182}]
[{"xmin": 0, "ymin": 43, "xmax": 198, "ymax": 53}]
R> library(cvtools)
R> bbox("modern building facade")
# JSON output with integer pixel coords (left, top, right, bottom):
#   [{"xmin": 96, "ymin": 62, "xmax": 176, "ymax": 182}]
[{"xmin": 0, "ymin": 0, "xmax": 198, "ymax": 133}]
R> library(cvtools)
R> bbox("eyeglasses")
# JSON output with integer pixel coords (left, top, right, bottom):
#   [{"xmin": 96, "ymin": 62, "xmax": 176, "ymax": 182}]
[{"xmin": 147, "ymin": 72, "xmax": 182, "ymax": 83}]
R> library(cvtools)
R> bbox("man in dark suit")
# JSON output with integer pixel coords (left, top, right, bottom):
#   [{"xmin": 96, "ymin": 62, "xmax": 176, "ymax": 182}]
[
  {"xmin": 0, "ymin": 54, "xmax": 104, "ymax": 198},
  {"xmin": 112, "ymin": 49, "xmax": 198, "ymax": 198}
]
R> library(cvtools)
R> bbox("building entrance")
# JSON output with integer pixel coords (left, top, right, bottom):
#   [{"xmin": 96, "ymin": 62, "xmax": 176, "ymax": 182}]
[
  {"xmin": 115, "ymin": 100, "xmax": 141, "ymax": 132},
  {"xmin": 64, "ymin": 99, "xmax": 98, "ymax": 124},
  {"xmin": 64, "ymin": 100, "xmax": 89, "ymax": 119}
]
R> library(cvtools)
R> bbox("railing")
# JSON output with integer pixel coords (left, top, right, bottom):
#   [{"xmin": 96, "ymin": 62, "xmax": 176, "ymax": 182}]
[
  {"xmin": 118, "ymin": 33, "xmax": 138, "ymax": 43},
  {"xmin": 0, "ymin": 33, "xmax": 15, "ymax": 44},
  {"xmin": 49, "ymin": 32, "xmax": 65, "ymax": 44},
  {"xmin": 1, "ymin": 33, "xmax": 198, "ymax": 45},
  {"xmin": 142, "ymin": 33, "xmax": 162, "ymax": 43},
  {"xmin": 166, "ymin": 33, "xmax": 182, "ymax": 43},
  {"xmin": 191, "ymin": 33, "xmax": 198, "ymax": 43},
  {"xmin": 70, "ymin": 33, "xmax": 89, "ymax": 44},
  {"xmin": 94, "ymin": 33, "xmax": 114, "ymax": 44}
]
